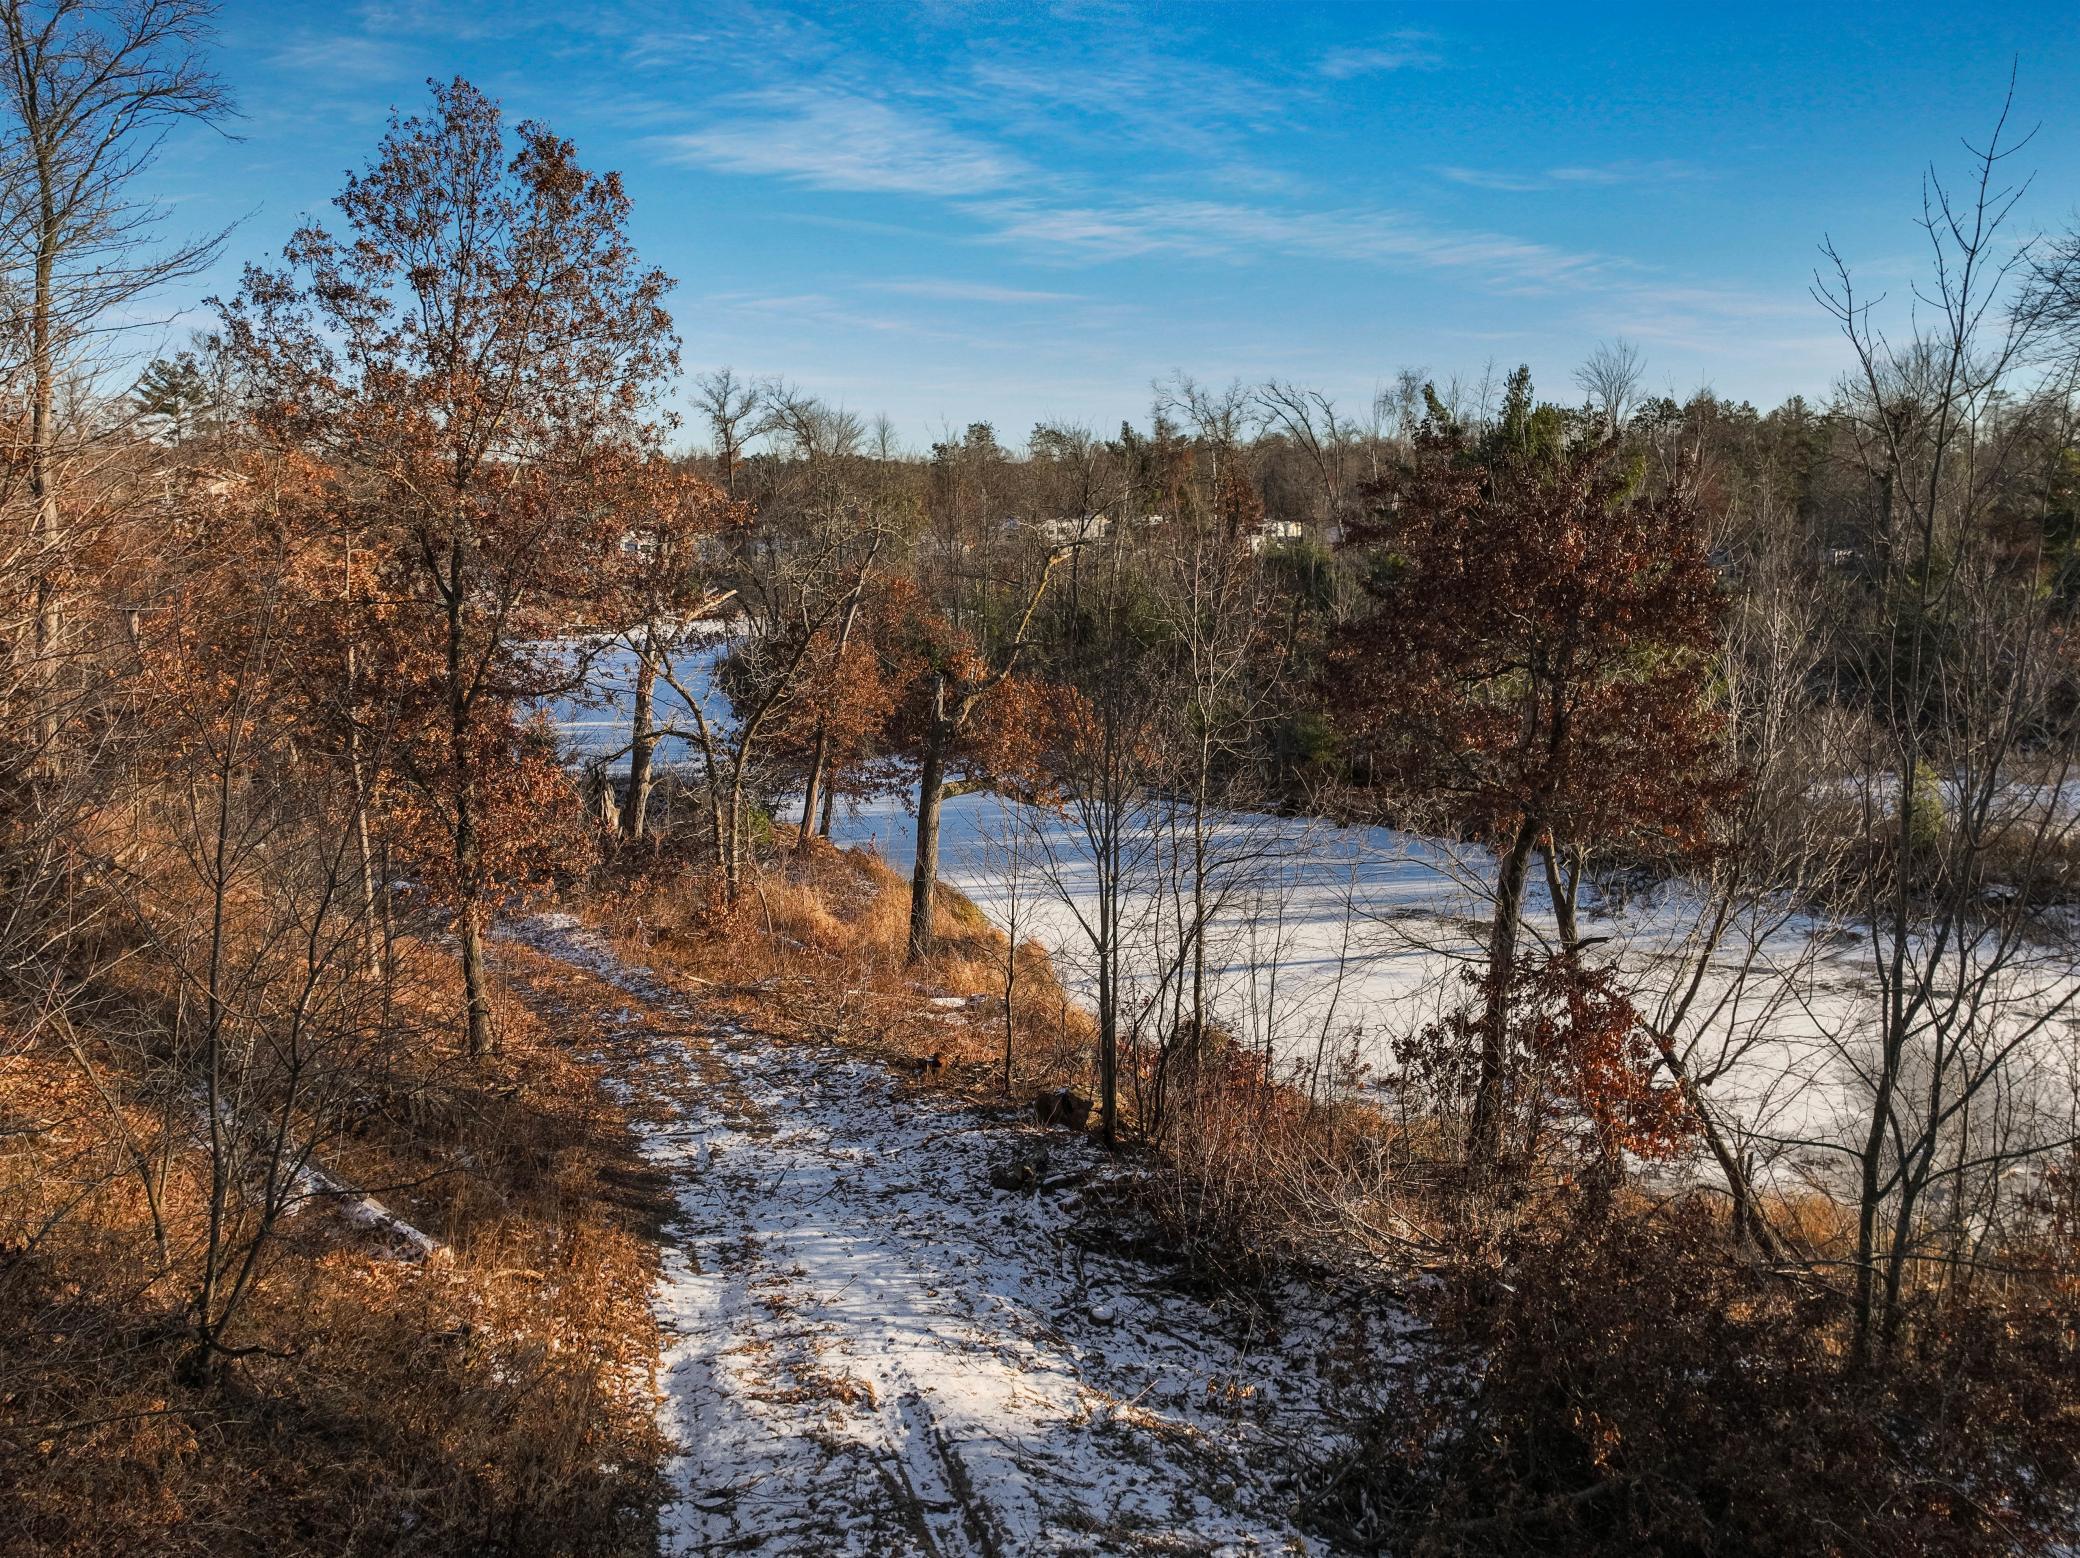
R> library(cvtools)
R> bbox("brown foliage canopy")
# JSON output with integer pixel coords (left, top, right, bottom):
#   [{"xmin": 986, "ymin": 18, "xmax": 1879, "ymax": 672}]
[
  {"xmin": 877, "ymin": 573, "xmax": 1072, "ymax": 798},
  {"xmin": 1331, "ymin": 426, "xmax": 1731, "ymax": 855},
  {"xmin": 219, "ymin": 76, "xmax": 678, "ymax": 1037}
]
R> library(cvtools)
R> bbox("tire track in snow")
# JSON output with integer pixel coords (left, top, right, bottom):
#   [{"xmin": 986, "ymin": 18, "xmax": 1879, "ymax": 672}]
[{"xmin": 507, "ymin": 912, "xmax": 1353, "ymax": 1557}]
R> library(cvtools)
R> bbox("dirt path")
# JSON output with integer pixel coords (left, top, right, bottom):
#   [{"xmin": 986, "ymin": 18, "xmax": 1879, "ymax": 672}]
[{"xmin": 503, "ymin": 913, "xmax": 1392, "ymax": 1557}]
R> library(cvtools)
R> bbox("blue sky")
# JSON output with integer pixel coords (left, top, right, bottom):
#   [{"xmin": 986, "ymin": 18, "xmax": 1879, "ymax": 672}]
[{"xmin": 152, "ymin": 1, "xmax": 2080, "ymax": 447}]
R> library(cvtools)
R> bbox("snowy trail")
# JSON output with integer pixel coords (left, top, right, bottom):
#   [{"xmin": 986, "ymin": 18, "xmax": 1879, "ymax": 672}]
[{"xmin": 506, "ymin": 914, "xmax": 1380, "ymax": 1557}]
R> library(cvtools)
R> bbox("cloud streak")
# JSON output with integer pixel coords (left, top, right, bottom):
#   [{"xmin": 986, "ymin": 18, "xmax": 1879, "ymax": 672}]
[
  {"xmin": 636, "ymin": 26, "xmax": 1769, "ymax": 360},
  {"xmin": 964, "ymin": 46, "xmax": 1280, "ymax": 159},
  {"xmin": 653, "ymin": 81, "xmax": 1616, "ymax": 293},
  {"xmin": 1317, "ymin": 33, "xmax": 1442, "ymax": 79},
  {"xmin": 1435, "ymin": 160, "xmax": 1701, "ymax": 193},
  {"xmin": 964, "ymin": 195, "xmax": 1613, "ymax": 289},
  {"xmin": 268, "ymin": 33, "xmax": 416, "ymax": 82},
  {"xmin": 868, "ymin": 279, "xmax": 1087, "ymax": 304},
  {"xmin": 652, "ymin": 88, "xmax": 1027, "ymax": 197}
]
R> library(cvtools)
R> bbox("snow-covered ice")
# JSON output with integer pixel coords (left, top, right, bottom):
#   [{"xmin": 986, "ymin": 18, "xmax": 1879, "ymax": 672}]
[{"xmin": 554, "ymin": 636, "xmax": 2080, "ymax": 1180}]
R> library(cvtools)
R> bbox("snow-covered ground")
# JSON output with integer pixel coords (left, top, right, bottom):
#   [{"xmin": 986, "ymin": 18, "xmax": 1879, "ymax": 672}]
[{"xmin": 507, "ymin": 912, "xmax": 1398, "ymax": 1556}]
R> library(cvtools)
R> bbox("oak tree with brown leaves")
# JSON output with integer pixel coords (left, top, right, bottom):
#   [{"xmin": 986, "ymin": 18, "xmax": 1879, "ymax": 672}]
[
  {"xmin": 220, "ymin": 77, "xmax": 676, "ymax": 1056},
  {"xmin": 1333, "ymin": 383, "xmax": 1728, "ymax": 1168},
  {"xmin": 891, "ymin": 550, "xmax": 1073, "ymax": 964}
]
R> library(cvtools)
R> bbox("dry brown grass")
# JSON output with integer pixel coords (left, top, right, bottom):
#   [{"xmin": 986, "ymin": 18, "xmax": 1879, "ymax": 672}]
[
  {"xmin": 0, "ymin": 927, "xmax": 667, "ymax": 1557},
  {"xmin": 600, "ymin": 839, "xmax": 1098, "ymax": 1104},
  {"xmin": 1136, "ymin": 1062, "xmax": 1432, "ymax": 1284}
]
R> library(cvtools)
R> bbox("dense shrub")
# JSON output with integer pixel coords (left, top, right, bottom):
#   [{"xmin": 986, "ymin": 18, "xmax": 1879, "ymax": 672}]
[{"xmin": 1304, "ymin": 1197, "xmax": 2080, "ymax": 1557}]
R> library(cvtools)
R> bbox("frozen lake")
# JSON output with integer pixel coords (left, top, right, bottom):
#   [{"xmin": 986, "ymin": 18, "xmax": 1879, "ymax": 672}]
[{"xmin": 554, "ymin": 629, "xmax": 2080, "ymax": 1175}]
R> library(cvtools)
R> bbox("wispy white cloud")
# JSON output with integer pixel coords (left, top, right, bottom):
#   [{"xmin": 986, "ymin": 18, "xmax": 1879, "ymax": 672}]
[
  {"xmin": 1317, "ymin": 33, "xmax": 1442, "ymax": 79},
  {"xmin": 965, "ymin": 195, "xmax": 1611, "ymax": 289},
  {"xmin": 351, "ymin": 0, "xmax": 506, "ymax": 40},
  {"xmin": 1434, "ymin": 160, "xmax": 1701, "ymax": 193},
  {"xmin": 651, "ymin": 88, "xmax": 1027, "ymax": 197},
  {"xmin": 868, "ymin": 279, "xmax": 1087, "ymax": 305},
  {"xmin": 631, "ymin": 20, "xmax": 1600, "ymax": 295},
  {"xmin": 268, "ymin": 33, "xmax": 416, "ymax": 82},
  {"xmin": 1591, "ymin": 311, "xmax": 1845, "ymax": 374},
  {"xmin": 630, "ymin": 21, "xmax": 1716, "ymax": 327},
  {"xmin": 961, "ymin": 200, "xmax": 1186, "ymax": 262},
  {"xmin": 1624, "ymin": 284, "xmax": 1814, "ymax": 321},
  {"xmin": 1578, "ymin": 279, "xmax": 1846, "ymax": 379},
  {"xmin": 702, "ymin": 288, "xmax": 1019, "ymax": 352},
  {"xmin": 964, "ymin": 47, "xmax": 1280, "ymax": 159},
  {"xmin": 615, "ymin": 2, "xmax": 841, "ymax": 75}
]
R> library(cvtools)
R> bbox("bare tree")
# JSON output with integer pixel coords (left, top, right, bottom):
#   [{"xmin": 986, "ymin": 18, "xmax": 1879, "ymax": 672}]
[
  {"xmin": 1813, "ymin": 95, "xmax": 2080, "ymax": 1363},
  {"xmin": 1616, "ymin": 482, "xmax": 1850, "ymax": 1261},
  {"xmin": 979, "ymin": 815, "xmax": 1034, "ymax": 1096},
  {"xmin": 1150, "ymin": 455, "xmax": 1283, "ymax": 1052},
  {"xmin": 1253, "ymin": 380, "xmax": 1352, "ymax": 526},
  {"xmin": 162, "ymin": 619, "xmax": 391, "ymax": 1380},
  {"xmin": 0, "ymin": 0, "xmax": 234, "ymax": 754},
  {"xmin": 660, "ymin": 525, "xmax": 878, "ymax": 902},
  {"xmin": 693, "ymin": 365, "xmax": 766, "ymax": 499},
  {"xmin": 1573, "ymin": 338, "xmax": 1646, "ymax": 432},
  {"xmin": 1365, "ymin": 367, "xmax": 1428, "ymax": 479},
  {"xmin": 1158, "ymin": 372, "xmax": 1250, "ymax": 454}
]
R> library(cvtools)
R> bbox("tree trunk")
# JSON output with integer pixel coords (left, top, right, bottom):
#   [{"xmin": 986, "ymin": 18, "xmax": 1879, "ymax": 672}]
[
  {"xmin": 725, "ymin": 764, "xmax": 746, "ymax": 904},
  {"xmin": 28, "ymin": 170, "xmax": 60, "ymax": 758},
  {"xmin": 798, "ymin": 723, "xmax": 830, "ymax": 850},
  {"xmin": 907, "ymin": 688, "xmax": 949, "ymax": 963},
  {"xmin": 1191, "ymin": 734, "xmax": 1210, "ymax": 1045},
  {"xmin": 1853, "ymin": 1025, "xmax": 1903, "ymax": 1362},
  {"xmin": 1001, "ymin": 905, "xmax": 1019, "ymax": 1097},
  {"xmin": 1878, "ymin": 1007, "xmax": 1946, "ymax": 1360},
  {"xmin": 1469, "ymin": 814, "xmax": 1542, "ymax": 1167},
  {"xmin": 1098, "ymin": 935, "xmax": 1118, "ymax": 1148},
  {"xmin": 1854, "ymin": 758, "xmax": 1919, "ymax": 1367},
  {"xmin": 193, "ymin": 740, "xmax": 237, "ymax": 1377},
  {"xmin": 446, "ymin": 541, "xmax": 493, "ymax": 1058},
  {"xmin": 680, "ymin": 695, "xmax": 729, "ymax": 879},
  {"xmin": 378, "ymin": 837, "xmax": 397, "ymax": 1031},
  {"xmin": 459, "ymin": 901, "xmax": 493, "ymax": 1058},
  {"xmin": 798, "ymin": 584, "xmax": 863, "ymax": 851},
  {"xmin": 343, "ymin": 631, "xmax": 381, "ymax": 979},
  {"xmin": 1540, "ymin": 838, "xmax": 1581, "ymax": 954},
  {"xmin": 625, "ymin": 624, "xmax": 658, "ymax": 840},
  {"xmin": 1645, "ymin": 1022, "xmax": 1781, "ymax": 1262},
  {"xmin": 1098, "ymin": 815, "xmax": 1120, "ymax": 1149}
]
